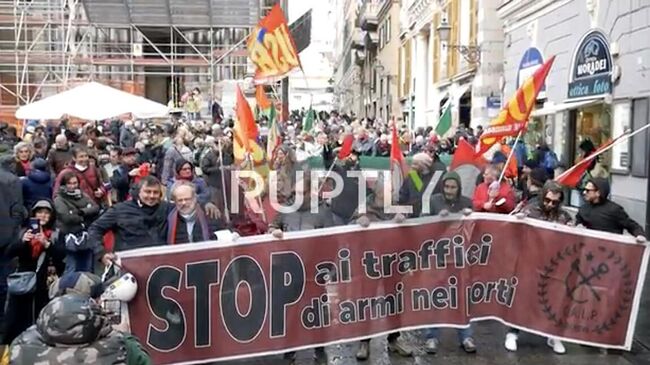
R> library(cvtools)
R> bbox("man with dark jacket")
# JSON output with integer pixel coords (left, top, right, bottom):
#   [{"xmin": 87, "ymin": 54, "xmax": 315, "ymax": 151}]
[
  {"xmin": 111, "ymin": 147, "xmax": 139, "ymax": 203},
  {"xmin": 0, "ymin": 155, "xmax": 25, "ymax": 336},
  {"xmin": 399, "ymin": 153, "xmax": 445, "ymax": 217},
  {"xmin": 46, "ymin": 135, "xmax": 73, "ymax": 176},
  {"xmin": 21, "ymin": 158, "xmax": 53, "ymax": 210},
  {"xmin": 576, "ymin": 178, "xmax": 646, "ymax": 241},
  {"xmin": 426, "ymin": 171, "xmax": 472, "ymax": 215},
  {"xmin": 329, "ymin": 151, "xmax": 361, "ymax": 225}
]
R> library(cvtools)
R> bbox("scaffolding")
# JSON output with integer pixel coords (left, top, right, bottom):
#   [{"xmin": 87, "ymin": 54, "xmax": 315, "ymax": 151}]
[{"xmin": 0, "ymin": 0, "xmax": 265, "ymax": 127}]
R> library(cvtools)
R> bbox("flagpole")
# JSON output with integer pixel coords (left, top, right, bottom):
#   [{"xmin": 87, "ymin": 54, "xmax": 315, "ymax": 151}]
[
  {"xmin": 498, "ymin": 130, "xmax": 523, "ymax": 184},
  {"xmin": 317, "ymin": 158, "xmax": 338, "ymax": 193},
  {"xmin": 245, "ymin": 151, "xmax": 268, "ymax": 224},
  {"xmin": 217, "ymin": 138, "xmax": 231, "ymax": 225},
  {"xmin": 556, "ymin": 123, "xmax": 650, "ymax": 180}
]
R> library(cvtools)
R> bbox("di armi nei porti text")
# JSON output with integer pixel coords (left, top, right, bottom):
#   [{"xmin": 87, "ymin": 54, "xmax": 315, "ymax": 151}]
[{"xmin": 302, "ymin": 234, "xmax": 518, "ymax": 329}]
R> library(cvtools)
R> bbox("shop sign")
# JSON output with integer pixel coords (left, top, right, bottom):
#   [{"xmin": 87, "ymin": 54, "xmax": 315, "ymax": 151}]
[
  {"xmin": 568, "ymin": 30, "xmax": 612, "ymax": 99},
  {"xmin": 517, "ymin": 48, "xmax": 546, "ymax": 99}
]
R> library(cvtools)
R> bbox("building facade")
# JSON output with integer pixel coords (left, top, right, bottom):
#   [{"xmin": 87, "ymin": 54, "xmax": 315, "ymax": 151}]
[
  {"xmin": 357, "ymin": 0, "xmax": 401, "ymax": 122},
  {"xmin": 333, "ymin": 0, "xmax": 364, "ymax": 116},
  {"xmin": 498, "ymin": 0, "xmax": 650, "ymax": 228},
  {"xmin": 398, "ymin": 0, "xmax": 504, "ymax": 132}
]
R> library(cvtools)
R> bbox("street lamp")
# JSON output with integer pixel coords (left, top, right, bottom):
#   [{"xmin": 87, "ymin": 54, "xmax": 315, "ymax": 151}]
[{"xmin": 436, "ymin": 17, "xmax": 481, "ymax": 64}]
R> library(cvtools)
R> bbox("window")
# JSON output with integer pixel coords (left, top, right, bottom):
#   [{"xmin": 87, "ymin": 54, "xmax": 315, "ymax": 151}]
[
  {"xmin": 631, "ymin": 98, "xmax": 649, "ymax": 177},
  {"xmin": 379, "ymin": 25, "xmax": 384, "ymax": 49},
  {"xmin": 385, "ymin": 16, "xmax": 391, "ymax": 45}
]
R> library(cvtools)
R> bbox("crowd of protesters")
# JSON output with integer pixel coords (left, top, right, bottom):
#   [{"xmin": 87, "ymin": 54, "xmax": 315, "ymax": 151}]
[{"xmin": 0, "ymin": 98, "xmax": 645, "ymax": 364}]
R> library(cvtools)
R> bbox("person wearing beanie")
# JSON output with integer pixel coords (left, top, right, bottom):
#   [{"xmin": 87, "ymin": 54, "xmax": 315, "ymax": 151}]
[
  {"xmin": 398, "ymin": 152, "xmax": 446, "ymax": 217},
  {"xmin": 576, "ymin": 178, "xmax": 645, "ymax": 241},
  {"xmin": 3, "ymin": 200, "xmax": 65, "ymax": 345},
  {"xmin": 21, "ymin": 158, "xmax": 53, "ymax": 210},
  {"xmin": 426, "ymin": 171, "xmax": 473, "ymax": 216}
]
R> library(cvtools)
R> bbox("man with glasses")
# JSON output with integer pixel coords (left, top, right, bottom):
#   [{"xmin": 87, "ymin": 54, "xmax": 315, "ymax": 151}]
[
  {"xmin": 505, "ymin": 180, "xmax": 572, "ymax": 354},
  {"xmin": 576, "ymin": 178, "xmax": 646, "ymax": 242}
]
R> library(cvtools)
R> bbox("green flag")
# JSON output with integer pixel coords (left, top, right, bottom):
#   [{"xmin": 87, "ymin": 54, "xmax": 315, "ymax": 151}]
[
  {"xmin": 303, "ymin": 108, "xmax": 316, "ymax": 132},
  {"xmin": 435, "ymin": 100, "xmax": 452, "ymax": 136},
  {"xmin": 408, "ymin": 169, "xmax": 423, "ymax": 192}
]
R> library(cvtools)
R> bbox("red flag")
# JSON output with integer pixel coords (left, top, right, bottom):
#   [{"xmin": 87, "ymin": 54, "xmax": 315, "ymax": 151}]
[
  {"xmin": 390, "ymin": 119, "xmax": 407, "ymax": 169},
  {"xmin": 500, "ymin": 144, "xmax": 519, "ymax": 179},
  {"xmin": 338, "ymin": 134, "xmax": 355, "ymax": 160},
  {"xmin": 451, "ymin": 139, "xmax": 487, "ymax": 170},
  {"xmin": 235, "ymin": 85, "xmax": 259, "ymax": 152},
  {"xmin": 478, "ymin": 56, "xmax": 556, "ymax": 155},
  {"xmin": 555, "ymin": 139, "xmax": 615, "ymax": 188}
]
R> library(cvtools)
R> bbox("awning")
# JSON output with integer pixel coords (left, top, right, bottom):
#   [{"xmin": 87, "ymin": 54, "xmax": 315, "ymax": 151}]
[{"xmin": 531, "ymin": 98, "xmax": 603, "ymax": 117}]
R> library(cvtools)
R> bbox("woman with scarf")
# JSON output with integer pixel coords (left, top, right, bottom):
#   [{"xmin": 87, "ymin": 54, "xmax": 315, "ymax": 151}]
[
  {"xmin": 53, "ymin": 172, "xmax": 100, "ymax": 273},
  {"xmin": 166, "ymin": 182, "xmax": 224, "ymax": 244},
  {"xmin": 13, "ymin": 141, "xmax": 35, "ymax": 177},
  {"xmin": 3, "ymin": 200, "xmax": 64, "ymax": 345},
  {"xmin": 166, "ymin": 160, "xmax": 211, "ymax": 206}
]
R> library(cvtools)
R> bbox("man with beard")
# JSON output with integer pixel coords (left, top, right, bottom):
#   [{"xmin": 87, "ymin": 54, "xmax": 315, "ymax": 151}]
[
  {"xmin": 576, "ymin": 178, "xmax": 645, "ymax": 241},
  {"xmin": 427, "ymin": 171, "xmax": 472, "ymax": 215},
  {"xmin": 505, "ymin": 180, "xmax": 572, "ymax": 354}
]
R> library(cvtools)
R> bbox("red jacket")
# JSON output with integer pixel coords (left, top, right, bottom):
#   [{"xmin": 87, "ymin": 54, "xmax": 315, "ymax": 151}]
[
  {"xmin": 472, "ymin": 181, "xmax": 516, "ymax": 213},
  {"xmin": 53, "ymin": 164, "xmax": 105, "ymax": 204}
]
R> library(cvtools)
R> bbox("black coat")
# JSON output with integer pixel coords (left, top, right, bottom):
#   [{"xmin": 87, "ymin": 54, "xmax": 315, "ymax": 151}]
[
  {"xmin": 89, "ymin": 200, "xmax": 171, "ymax": 254},
  {"xmin": 398, "ymin": 162, "xmax": 446, "ymax": 217},
  {"xmin": 3, "ymin": 227, "xmax": 64, "ymax": 345},
  {"xmin": 576, "ymin": 200, "xmax": 645, "ymax": 237},
  {"xmin": 0, "ymin": 166, "xmax": 25, "ymax": 254}
]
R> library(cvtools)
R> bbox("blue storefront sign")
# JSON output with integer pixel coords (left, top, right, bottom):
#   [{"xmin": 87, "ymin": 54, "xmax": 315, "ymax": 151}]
[
  {"xmin": 567, "ymin": 30, "xmax": 612, "ymax": 99},
  {"xmin": 517, "ymin": 47, "xmax": 546, "ymax": 99}
]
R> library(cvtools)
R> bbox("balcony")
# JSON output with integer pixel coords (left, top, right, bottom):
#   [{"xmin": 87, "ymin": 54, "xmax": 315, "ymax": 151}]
[{"xmin": 359, "ymin": 1, "xmax": 381, "ymax": 31}]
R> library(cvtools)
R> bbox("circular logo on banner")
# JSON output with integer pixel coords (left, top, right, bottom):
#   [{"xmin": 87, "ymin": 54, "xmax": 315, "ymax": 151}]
[{"xmin": 537, "ymin": 242, "xmax": 633, "ymax": 334}]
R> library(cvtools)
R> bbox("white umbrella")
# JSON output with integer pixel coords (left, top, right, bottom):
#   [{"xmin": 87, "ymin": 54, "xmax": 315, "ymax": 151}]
[{"xmin": 16, "ymin": 82, "xmax": 169, "ymax": 120}]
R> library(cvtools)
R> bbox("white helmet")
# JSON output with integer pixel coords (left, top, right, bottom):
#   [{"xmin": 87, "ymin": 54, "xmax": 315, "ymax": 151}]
[{"xmin": 101, "ymin": 273, "xmax": 138, "ymax": 302}]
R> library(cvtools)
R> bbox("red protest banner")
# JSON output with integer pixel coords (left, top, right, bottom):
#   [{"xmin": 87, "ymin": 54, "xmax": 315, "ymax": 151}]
[{"xmin": 120, "ymin": 214, "xmax": 648, "ymax": 365}]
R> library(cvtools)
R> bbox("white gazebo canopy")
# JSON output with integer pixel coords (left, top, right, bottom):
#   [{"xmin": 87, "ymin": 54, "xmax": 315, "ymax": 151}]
[{"xmin": 15, "ymin": 81, "xmax": 169, "ymax": 120}]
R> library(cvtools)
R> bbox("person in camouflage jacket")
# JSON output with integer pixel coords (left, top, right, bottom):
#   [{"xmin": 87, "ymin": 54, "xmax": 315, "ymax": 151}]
[{"xmin": 5, "ymin": 293, "xmax": 150, "ymax": 365}]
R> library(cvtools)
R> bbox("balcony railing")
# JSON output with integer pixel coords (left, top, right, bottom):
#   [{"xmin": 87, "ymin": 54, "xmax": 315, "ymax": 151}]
[{"xmin": 359, "ymin": 0, "xmax": 382, "ymax": 31}]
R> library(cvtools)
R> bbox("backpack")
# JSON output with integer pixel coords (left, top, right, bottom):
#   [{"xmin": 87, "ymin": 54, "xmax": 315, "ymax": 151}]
[{"xmin": 542, "ymin": 150, "xmax": 559, "ymax": 171}]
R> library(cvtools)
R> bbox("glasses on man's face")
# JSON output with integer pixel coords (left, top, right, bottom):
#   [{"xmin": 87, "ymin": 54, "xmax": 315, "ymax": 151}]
[{"xmin": 543, "ymin": 197, "xmax": 561, "ymax": 206}]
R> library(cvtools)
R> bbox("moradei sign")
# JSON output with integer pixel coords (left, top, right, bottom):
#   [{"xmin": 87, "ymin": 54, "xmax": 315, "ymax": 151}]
[
  {"xmin": 120, "ymin": 214, "xmax": 649, "ymax": 365},
  {"xmin": 568, "ymin": 30, "xmax": 613, "ymax": 99}
]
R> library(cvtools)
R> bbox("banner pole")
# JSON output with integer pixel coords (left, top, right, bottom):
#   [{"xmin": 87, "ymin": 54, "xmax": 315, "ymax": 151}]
[{"xmin": 217, "ymin": 138, "xmax": 231, "ymax": 224}]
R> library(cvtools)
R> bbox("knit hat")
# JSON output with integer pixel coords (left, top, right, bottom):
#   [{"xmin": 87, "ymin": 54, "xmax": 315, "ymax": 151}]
[
  {"xmin": 32, "ymin": 200, "xmax": 53, "ymax": 212},
  {"xmin": 412, "ymin": 153, "xmax": 433, "ymax": 168},
  {"xmin": 49, "ymin": 272, "xmax": 104, "ymax": 299},
  {"xmin": 31, "ymin": 158, "xmax": 48, "ymax": 171}
]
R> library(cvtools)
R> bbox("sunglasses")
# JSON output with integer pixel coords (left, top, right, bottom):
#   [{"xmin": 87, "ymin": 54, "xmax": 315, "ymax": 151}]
[{"xmin": 543, "ymin": 197, "xmax": 561, "ymax": 206}]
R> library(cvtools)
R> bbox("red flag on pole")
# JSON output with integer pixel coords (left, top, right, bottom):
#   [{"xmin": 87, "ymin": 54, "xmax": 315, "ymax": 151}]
[
  {"xmin": 451, "ymin": 139, "xmax": 487, "ymax": 170},
  {"xmin": 235, "ymin": 85, "xmax": 259, "ymax": 152},
  {"xmin": 555, "ymin": 139, "xmax": 616, "ymax": 188},
  {"xmin": 338, "ymin": 134, "xmax": 355, "ymax": 160},
  {"xmin": 478, "ymin": 56, "xmax": 556, "ymax": 155}
]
